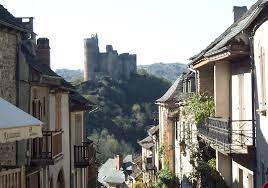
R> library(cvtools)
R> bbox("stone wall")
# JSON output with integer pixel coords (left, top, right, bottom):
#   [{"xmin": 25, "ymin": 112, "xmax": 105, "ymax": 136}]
[{"xmin": 0, "ymin": 30, "xmax": 18, "ymax": 104}]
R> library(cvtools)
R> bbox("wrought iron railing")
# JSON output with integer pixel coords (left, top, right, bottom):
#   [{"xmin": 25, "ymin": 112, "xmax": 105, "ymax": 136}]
[
  {"xmin": 0, "ymin": 168, "xmax": 22, "ymax": 187},
  {"xmin": 198, "ymin": 117, "xmax": 253, "ymax": 153},
  {"xmin": 178, "ymin": 92, "xmax": 195, "ymax": 100},
  {"xmin": 31, "ymin": 130, "xmax": 63, "ymax": 165},
  {"xmin": 74, "ymin": 142, "xmax": 95, "ymax": 168}
]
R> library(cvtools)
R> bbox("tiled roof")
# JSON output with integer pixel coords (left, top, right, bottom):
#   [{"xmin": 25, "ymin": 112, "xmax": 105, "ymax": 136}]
[
  {"xmin": 28, "ymin": 58, "xmax": 62, "ymax": 79},
  {"xmin": 156, "ymin": 75, "xmax": 183, "ymax": 103},
  {"xmin": 0, "ymin": 4, "xmax": 31, "ymax": 32},
  {"xmin": 28, "ymin": 56, "xmax": 92, "ymax": 107},
  {"xmin": 138, "ymin": 136, "xmax": 154, "ymax": 149},
  {"xmin": 190, "ymin": 0, "xmax": 268, "ymax": 64},
  {"xmin": 98, "ymin": 158, "xmax": 126, "ymax": 185},
  {"xmin": 148, "ymin": 125, "xmax": 159, "ymax": 136},
  {"xmin": 156, "ymin": 70, "xmax": 194, "ymax": 103}
]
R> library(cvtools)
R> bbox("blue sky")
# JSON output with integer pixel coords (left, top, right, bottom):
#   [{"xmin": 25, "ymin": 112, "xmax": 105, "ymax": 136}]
[{"xmin": 2, "ymin": 0, "xmax": 256, "ymax": 70}]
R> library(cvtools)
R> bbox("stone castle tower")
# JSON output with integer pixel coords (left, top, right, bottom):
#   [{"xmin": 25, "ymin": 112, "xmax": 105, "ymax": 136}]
[{"xmin": 84, "ymin": 34, "xmax": 137, "ymax": 81}]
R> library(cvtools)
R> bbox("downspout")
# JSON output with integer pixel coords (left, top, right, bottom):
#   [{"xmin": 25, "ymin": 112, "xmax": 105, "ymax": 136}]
[{"xmin": 249, "ymin": 35, "xmax": 257, "ymax": 188}]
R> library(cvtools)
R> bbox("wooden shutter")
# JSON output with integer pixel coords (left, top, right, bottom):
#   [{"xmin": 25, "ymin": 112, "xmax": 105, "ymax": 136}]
[
  {"xmin": 55, "ymin": 94, "xmax": 62, "ymax": 130},
  {"xmin": 260, "ymin": 47, "xmax": 266, "ymax": 108}
]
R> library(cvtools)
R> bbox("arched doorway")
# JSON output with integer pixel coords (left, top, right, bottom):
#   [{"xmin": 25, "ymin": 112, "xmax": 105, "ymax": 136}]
[{"xmin": 56, "ymin": 169, "xmax": 65, "ymax": 188}]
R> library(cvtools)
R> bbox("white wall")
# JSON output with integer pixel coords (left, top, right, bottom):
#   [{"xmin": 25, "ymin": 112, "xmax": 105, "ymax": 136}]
[
  {"xmin": 254, "ymin": 19, "xmax": 268, "ymax": 187},
  {"xmin": 70, "ymin": 111, "xmax": 86, "ymax": 188},
  {"xmin": 232, "ymin": 160, "xmax": 253, "ymax": 188}
]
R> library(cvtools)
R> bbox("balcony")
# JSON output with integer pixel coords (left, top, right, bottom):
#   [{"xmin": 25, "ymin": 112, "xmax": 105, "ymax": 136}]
[
  {"xmin": 31, "ymin": 130, "xmax": 63, "ymax": 166},
  {"xmin": 74, "ymin": 142, "xmax": 95, "ymax": 168},
  {"xmin": 0, "ymin": 168, "xmax": 23, "ymax": 187},
  {"xmin": 145, "ymin": 157, "xmax": 155, "ymax": 171},
  {"xmin": 198, "ymin": 117, "xmax": 253, "ymax": 154}
]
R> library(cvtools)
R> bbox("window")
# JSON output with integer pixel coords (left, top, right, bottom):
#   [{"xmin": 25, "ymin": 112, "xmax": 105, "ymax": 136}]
[
  {"xmin": 32, "ymin": 99, "xmax": 42, "ymax": 120},
  {"xmin": 188, "ymin": 80, "xmax": 191, "ymax": 93},
  {"xmin": 260, "ymin": 47, "xmax": 266, "ymax": 108},
  {"xmin": 175, "ymin": 121, "xmax": 178, "ymax": 140},
  {"xmin": 43, "ymin": 97, "xmax": 46, "ymax": 116}
]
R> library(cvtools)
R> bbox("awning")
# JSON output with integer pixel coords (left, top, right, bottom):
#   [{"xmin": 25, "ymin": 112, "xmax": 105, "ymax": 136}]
[{"xmin": 0, "ymin": 97, "xmax": 43, "ymax": 143}]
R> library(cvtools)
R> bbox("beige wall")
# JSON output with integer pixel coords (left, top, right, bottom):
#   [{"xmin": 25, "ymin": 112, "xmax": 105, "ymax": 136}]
[
  {"xmin": 197, "ymin": 65, "xmax": 214, "ymax": 97},
  {"xmin": 214, "ymin": 61, "xmax": 230, "ymax": 118},
  {"xmin": 216, "ymin": 151, "xmax": 232, "ymax": 187},
  {"xmin": 71, "ymin": 111, "xmax": 86, "ymax": 188},
  {"xmin": 158, "ymin": 104, "xmax": 175, "ymax": 172}
]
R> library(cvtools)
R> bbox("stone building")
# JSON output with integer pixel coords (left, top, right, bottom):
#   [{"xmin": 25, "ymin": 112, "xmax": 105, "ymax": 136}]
[
  {"xmin": 0, "ymin": 4, "xmax": 95, "ymax": 188},
  {"xmin": 84, "ymin": 34, "xmax": 137, "ymax": 81},
  {"xmin": 156, "ymin": 70, "xmax": 196, "ymax": 187}
]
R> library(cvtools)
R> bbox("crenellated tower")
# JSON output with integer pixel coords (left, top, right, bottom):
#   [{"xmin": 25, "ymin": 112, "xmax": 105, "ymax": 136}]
[
  {"xmin": 84, "ymin": 34, "xmax": 137, "ymax": 81},
  {"xmin": 84, "ymin": 34, "xmax": 99, "ymax": 81}
]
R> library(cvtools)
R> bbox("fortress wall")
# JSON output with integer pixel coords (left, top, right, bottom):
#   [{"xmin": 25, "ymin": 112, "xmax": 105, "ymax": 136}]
[{"xmin": 84, "ymin": 35, "xmax": 137, "ymax": 81}]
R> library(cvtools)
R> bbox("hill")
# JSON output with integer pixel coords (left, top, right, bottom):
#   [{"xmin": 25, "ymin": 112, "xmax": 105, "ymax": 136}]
[
  {"xmin": 55, "ymin": 69, "xmax": 83, "ymax": 84},
  {"xmin": 138, "ymin": 63, "xmax": 186, "ymax": 82},
  {"xmin": 55, "ymin": 63, "xmax": 186, "ymax": 84},
  {"xmin": 76, "ymin": 73, "xmax": 171, "ymax": 163}
]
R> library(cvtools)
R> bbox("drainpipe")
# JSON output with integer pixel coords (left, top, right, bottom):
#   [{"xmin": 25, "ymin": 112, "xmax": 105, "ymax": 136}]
[
  {"xmin": 249, "ymin": 35, "xmax": 257, "ymax": 188},
  {"xmin": 188, "ymin": 67, "xmax": 198, "ymax": 93}
]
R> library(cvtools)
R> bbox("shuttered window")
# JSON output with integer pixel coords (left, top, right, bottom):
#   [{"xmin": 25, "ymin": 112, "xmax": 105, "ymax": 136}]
[
  {"xmin": 260, "ymin": 47, "xmax": 266, "ymax": 108},
  {"xmin": 55, "ymin": 94, "xmax": 62, "ymax": 130},
  {"xmin": 32, "ymin": 99, "xmax": 42, "ymax": 120}
]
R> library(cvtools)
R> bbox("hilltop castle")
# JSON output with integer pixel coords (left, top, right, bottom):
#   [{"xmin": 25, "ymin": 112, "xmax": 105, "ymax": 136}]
[{"xmin": 84, "ymin": 34, "xmax": 137, "ymax": 81}]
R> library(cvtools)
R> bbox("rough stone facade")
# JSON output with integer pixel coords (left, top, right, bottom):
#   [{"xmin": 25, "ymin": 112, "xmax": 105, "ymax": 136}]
[
  {"xmin": 84, "ymin": 34, "xmax": 137, "ymax": 81},
  {"xmin": 0, "ymin": 30, "xmax": 18, "ymax": 105}
]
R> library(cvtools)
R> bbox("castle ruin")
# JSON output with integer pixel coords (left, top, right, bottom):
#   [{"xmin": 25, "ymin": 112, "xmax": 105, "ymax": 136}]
[{"xmin": 84, "ymin": 34, "xmax": 137, "ymax": 81}]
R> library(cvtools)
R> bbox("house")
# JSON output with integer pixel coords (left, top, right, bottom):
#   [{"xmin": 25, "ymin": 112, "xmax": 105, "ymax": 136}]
[
  {"xmin": 70, "ymin": 90, "xmax": 96, "ymax": 188},
  {"xmin": 21, "ymin": 38, "xmax": 95, "ymax": 188},
  {"xmin": 189, "ymin": 1, "xmax": 268, "ymax": 187},
  {"xmin": 252, "ymin": 1, "xmax": 268, "ymax": 187},
  {"xmin": 98, "ymin": 154, "xmax": 133, "ymax": 188},
  {"xmin": 0, "ymin": 4, "xmax": 43, "ymax": 187},
  {"xmin": 0, "ymin": 4, "xmax": 95, "ymax": 188},
  {"xmin": 138, "ymin": 134, "xmax": 156, "ymax": 187},
  {"xmin": 156, "ymin": 70, "xmax": 196, "ymax": 187}
]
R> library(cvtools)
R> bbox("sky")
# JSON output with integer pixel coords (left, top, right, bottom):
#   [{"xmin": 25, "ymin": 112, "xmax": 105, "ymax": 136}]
[{"xmin": 1, "ymin": 0, "xmax": 256, "ymax": 70}]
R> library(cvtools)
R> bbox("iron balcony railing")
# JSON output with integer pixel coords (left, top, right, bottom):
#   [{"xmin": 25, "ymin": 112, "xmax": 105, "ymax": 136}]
[
  {"xmin": 31, "ymin": 130, "xmax": 63, "ymax": 166},
  {"xmin": 74, "ymin": 142, "xmax": 95, "ymax": 168},
  {"xmin": 198, "ymin": 117, "xmax": 253, "ymax": 154},
  {"xmin": 178, "ymin": 92, "xmax": 195, "ymax": 100}
]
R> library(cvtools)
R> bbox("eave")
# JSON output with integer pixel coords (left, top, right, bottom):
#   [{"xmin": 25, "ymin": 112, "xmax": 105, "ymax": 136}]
[{"xmin": 193, "ymin": 46, "xmax": 249, "ymax": 69}]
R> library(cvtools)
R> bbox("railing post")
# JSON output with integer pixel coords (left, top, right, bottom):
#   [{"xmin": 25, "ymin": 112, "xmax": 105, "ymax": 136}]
[
  {"xmin": 21, "ymin": 166, "xmax": 25, "ymax": 188},
  {"xmin": 50, "ymin": 132, "xmax": 53, "ymax": 160}
]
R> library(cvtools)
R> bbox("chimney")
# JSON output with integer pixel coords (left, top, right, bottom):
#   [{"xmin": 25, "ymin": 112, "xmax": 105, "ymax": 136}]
[
  {"xmin": 233, "ymin": 6, "xmax": 248, "ymax": 22},
  {"xmin": 37, "ymin": 38, "xmax": 50, "ymax": 67},
  {"xmin": 115, "ymin": 154, "xmax": 123, "ymax": 170}
]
